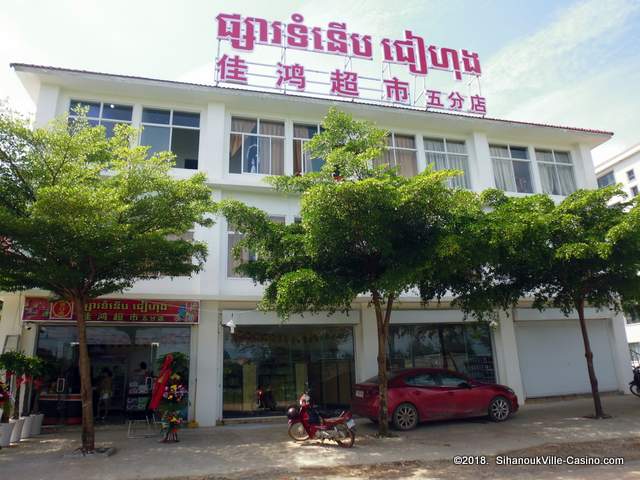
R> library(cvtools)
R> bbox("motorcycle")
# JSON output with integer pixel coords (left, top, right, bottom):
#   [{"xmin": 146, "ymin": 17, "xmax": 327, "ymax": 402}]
[
  {"xmin": 287, "ymin": 390, "xmax": 356, "ymax": 448},
  {"xmin": 630, "ymin": 366, "xmax": 640, "ymax": 397}
]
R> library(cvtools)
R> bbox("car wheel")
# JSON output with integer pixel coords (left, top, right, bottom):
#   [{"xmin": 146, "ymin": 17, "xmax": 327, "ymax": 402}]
[
  {"xmin": 392, "ymin": 403, "xmax": 419, "ymax": 430},
  {"xmin": 488, "ymin": 396, "xmax": 511, "ymax": 422}
]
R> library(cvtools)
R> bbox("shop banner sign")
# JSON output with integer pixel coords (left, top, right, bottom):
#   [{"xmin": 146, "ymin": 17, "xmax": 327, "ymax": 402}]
[
  {"xmin": 215, "ymin": 12, "xmax": 487, "ymax": 116},
  {"xmin": 22, "ymin": 297, "xmax": 199, "ymax": 324}
]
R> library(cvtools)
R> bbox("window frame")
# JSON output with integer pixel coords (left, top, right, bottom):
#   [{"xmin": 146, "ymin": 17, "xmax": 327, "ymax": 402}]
[
  {"xmin": 597, "ymin": 171, "xmax": 615, "ymax": 189},
  {"xmin": 424, "ymin": 136, "xmax": 471, "ymax": 188},
  {"xmin": 489, "ymin": 144, "xmax": 534, "ymax": 194},
  {"xmin": 140, "ymin": 107, "xmax": 201, "ymax": 170},
  {"xmin": 68, "ymin": 99, "xmax": 133, "ymax": 137},
  {"xmin": 378, "ymin": 132, "xmax": 418, "ymax": 177},
  {"xmin": 293, "ymin": 123, "xmax": 323, "ymax": 175},
  {"xmin": 229, "ymin": 116, "xmax": 286, "ymax": 176},
  {"xmin": 631, "ymin": 185, "xmax": 639, "ymax": 197},
  {"xmin": 627, "ymin": 169, "xmax": 636, "ymax": 182},
  {"xmin": 534, "ymin": 148, "xmax": 576, "ymax": 196}
]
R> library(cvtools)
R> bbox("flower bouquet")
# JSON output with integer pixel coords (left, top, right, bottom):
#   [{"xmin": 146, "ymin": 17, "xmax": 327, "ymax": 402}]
[{"xmin": 158, "ymin": 373, "xmax": 188, "ymax": 443}]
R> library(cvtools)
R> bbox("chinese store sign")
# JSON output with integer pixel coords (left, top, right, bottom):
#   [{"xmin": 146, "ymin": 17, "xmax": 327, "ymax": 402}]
[
  {"xmin": 22, "ymin": 297, "xmax": 199, "ymax": 324},
  {"xmin": 215, "ymin": 12, "xmax": 487, "ymax": 115}
]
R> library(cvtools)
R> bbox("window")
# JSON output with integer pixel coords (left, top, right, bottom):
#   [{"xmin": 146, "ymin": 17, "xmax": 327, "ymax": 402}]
[
  {"xmin": 627, "ymin": 169, "xmax": 636, "ymax": 181},
  {"xmin": 229, "ymin": 117, "xmax": 285, "ymax": 175},
  {"xmin": 438, "ymin": 372, "xmax": 467, "ymax": 387},
  {"xmin": 68, "ymin": 100, "xmax": 132, "ymax": 138},
  {"xmin": 374, "ymin": 133, "xmax": 418, "ymax": 177},
  {"xmin": 227, "ymin": 216, "xmax": 285, "ymax": 277},
  {"xmin": 535, "ymin": 149, "xmax": 576, "ymax": 196},
  {"xmin": 626, "ymin": 306, "xmax": 640, "ymax": 324},
  {"xmin": 294, "ymin": 123, "xmax": 324, "ymax": 175},
  {"xmin": 490, "ymin": 145, "xmax": 534, "ymax": 193},
  {"xmin": 632, "ymin": 186, "xmax": 639, "ymax": 197},
  {"xmin": 424, "ymin": 137, "xmax": 471, "ymax": 188},
  {"xmin": 405, "ymin": 373, "xmax": 439, "ymax": 387},
  {"xmin": 597, "ymin": 171, "xmax": 615, "ymax": 188},
  {"xmin": 139, "ymin": 108, "xmax": 200, "ymax": 170}
]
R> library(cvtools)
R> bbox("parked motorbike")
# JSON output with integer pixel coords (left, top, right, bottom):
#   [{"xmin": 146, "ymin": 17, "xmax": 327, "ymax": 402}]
[
  {"xmin": 630, "ymin": 366, "xmax": 640, "ymax": 397},
  {"xmin": 287, "ymin": 390, "xmax": 356, "ymax": 448}
]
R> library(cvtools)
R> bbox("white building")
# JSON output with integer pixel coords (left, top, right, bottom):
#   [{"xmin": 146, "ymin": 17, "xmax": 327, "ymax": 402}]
[
  {"xmin": 595, "ymin": 144, "xmax": 640, "ymax": 356},
  {"xmin": 0, "ymin": 63, "xmax": 632, "ymax": 427}
]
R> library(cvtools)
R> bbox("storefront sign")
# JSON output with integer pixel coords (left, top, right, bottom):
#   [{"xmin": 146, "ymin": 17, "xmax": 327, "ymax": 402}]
[
  {"xmin": 215, "ymin": 12, "xmax": 486, "ymax": 115},
  {"xmin": 22, "ymin": 297, "xmax": 199, "ymax": 324}
]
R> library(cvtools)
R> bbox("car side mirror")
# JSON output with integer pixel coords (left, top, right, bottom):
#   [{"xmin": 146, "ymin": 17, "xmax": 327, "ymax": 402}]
[{"xmin": 458, "ymin": 381, "xmax": 472, "ymax": 389}]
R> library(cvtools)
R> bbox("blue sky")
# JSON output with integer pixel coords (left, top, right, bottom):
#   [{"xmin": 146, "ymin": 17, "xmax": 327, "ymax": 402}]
[{"xmin": 1, "ymin": 0, "xmax": 639, "ymax": 163}]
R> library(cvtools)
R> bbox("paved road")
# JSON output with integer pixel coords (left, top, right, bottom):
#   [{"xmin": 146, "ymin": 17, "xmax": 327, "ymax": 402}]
[{"xmin": 1, "ymin": 394, "xmax": 639, "ymax": 479}]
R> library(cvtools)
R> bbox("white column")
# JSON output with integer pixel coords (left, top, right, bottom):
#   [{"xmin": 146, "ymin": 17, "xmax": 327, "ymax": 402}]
[
  {"xmin": 493, "ymin": 309, "xmax": 525, "ymax": 401},
  {"xmin": 573, "ymin": 143, "xmax": 598, "ymax": 189},
  {"xmin": 194, "ymin": 300, "xmax": 221, "ymax": 426},
  {"xmin": 415, "ymin": 134, "xmax": 427, "ymax": 173},
  {"xmin": 199, "ymin": 188, "xmax": 222, "ymax": 297},
  {"xmin": 610, "ymin": 312, "xmax": 632, "ymax": 395},
  {"xmin": 358, "ymin": 304, "xmax": 379, "ymax": 382},
  {"xmin": 201, "ymin": 103, "xmax": 226, "ymax": 181},
  {"xmin": 284, "ymin": 119, "xmax": 294, "ymax": 175},
  {"xmin": 0, "ymin": 293, "xmax": 24, "ymax": 353},
  {"xmin": 469, "ymin": 132, "xmax": 494, "ymax": 191},
  {"xmin": 34, "ymin": 84, "xmax": 60, "ymax": 128}
]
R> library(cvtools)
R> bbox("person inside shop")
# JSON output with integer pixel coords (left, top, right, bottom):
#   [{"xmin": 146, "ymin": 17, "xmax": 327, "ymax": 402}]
[
  {"xmin": 133, "ymin": 361, "xmax": 152, "ymax": 391},
  {"xmin": 97, "ymin": 368, "xmax": 113, "ymax": 421}
]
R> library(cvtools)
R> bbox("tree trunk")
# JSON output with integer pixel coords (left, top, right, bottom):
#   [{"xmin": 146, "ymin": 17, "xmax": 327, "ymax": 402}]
[
  {"xmin": 576, "ymin": 298, "xmax": 605, "ymax": 418},
  {"xmin": 11, "ymin": 382, "xmax": 21, "ymax": 419},
  {"xmin": 74, "ymin": 296, "xmax": 95, "ymax": 452},
  {"xmin": 373, "ymin": 292, "xmax": 393, "ymax": 437}
]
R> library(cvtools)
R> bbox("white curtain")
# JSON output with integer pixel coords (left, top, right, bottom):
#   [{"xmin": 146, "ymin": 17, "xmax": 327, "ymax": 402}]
[
  {"xmin": 493, "ymin": 158, "xmax": 516, "ymax": 192},
  {"xmin": 448, "ymin": 154, "xmax": 470, "ymax": 188},
  {"xmin": 538, "ymin": 163, "xmax": 557, "ymax": 194},
  {"xmin": 557, "ymin": 165, "xmax": 576, "ymax": 195},
  {"xmin": 425, "ymin": 151, "xmax": 447, "ymax": 171}
]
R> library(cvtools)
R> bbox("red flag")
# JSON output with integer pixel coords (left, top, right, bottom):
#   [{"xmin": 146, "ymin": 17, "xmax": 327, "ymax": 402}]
[{"xmin": 149, "ymin": 354, "xmax": 173, "ymax": 411}]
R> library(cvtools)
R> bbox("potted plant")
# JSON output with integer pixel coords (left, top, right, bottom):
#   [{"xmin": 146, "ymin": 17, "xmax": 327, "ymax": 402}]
[
  {"xmin": 0, "ymin": 351, "xmax": 29, "ymax": 443},
  {"xmin": 0, "ymin": 378, "xmax": 14, "ymax": 447}
]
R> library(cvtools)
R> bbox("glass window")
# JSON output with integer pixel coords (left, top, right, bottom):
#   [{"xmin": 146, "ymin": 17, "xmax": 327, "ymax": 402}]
[
  {"xmin": 438, "ymin": 372, "xmax": 467, "ymax": 387},
  {"xmin": 230, "ymin": 117, "xmax": 285, "ymax": 175},
  {"xmin": 632, "ymin": 186, "xmax": 639, "ymax": 197},
  {"xmin": 293, "ymin": 123, "xmax": 324, "ymax": 175},
  {"xmin": 626, "ymin": 307, "xmax": 640, "ymax": 324},
  {"xmin": 389, "ymin": 323, "xmax": 495, "ymax": 382},
  {"xmin": 223, "ymin": 324, "xmax": 355, "ymax": 417},
  {"xmin": 405, "ymin": 373, "xmax": 439, "ymax": 387},
  {"xmin": 490, "ymin": 144, "xmax": 534, "ymax": 193},
  {"xmin": 375, "ymin": 133, "xmax": 418, "ymax": 177},
  {"xmin": 227, "ymin": 216, "xmax": 286, "ymax": 278},
  {"xmin": 627, "ymin": 169, "xmax": 636, "ymax": 181},
  {"xmin": 140, "ymin": 108, "xmax": 201, "ymax": 169},
  {"xmin": 424, "ymin": 137, "xmax": 471, "ymax": 188},
  {"xmin": 69, "ymin": 100, "xmax": 132, "ymax": 138},
  {"xmin": 597, "ymin": 171, "xmax": 615, "ymax": 188},
  {"xmin": 535, "ymin": 149, "xmax": 576, "ymax": 196}
]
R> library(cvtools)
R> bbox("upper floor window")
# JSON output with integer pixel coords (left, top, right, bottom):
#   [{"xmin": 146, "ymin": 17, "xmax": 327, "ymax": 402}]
[
  {"xmin": 632, "ymin": 186, "xmax": 639, "ymax": 197},
  {"xmin": 535, "ymin": 149, "xmax": 576, "ymax": 196},
  {"xmin": 293, "ymin": 123, "xmax": 324, "ymax": 175},
  {"xmin": 69, "ymin": 100, "xmax": 132, "ymax": 138},
  {"xmin": 490, "ymin": 145, "xmax": 533, "ymax": 193},
  {"xmin": 374, "ymin": 133, "xmax": 418, "ymax": 177},
  {"xmin": 140, "ymin": 108, "xmax": 200, "ymax": 170},
  {"xmin": 424, "ymin": 137, "xmax": 471, "ymax": 188},
  {"xmin": 227, "ymin": 216, "xmax": 286, "ymax": 278},
  {"xmin": 597, "ymin": 171, "xmax": 615, "ymax": 188},
  {"xmin": 229, "ymin": 117, "xmax": 284, "ymax": 175},
  {"xmin": 627, "ymin": 169, "xmax": 636, "ymax": 181}
]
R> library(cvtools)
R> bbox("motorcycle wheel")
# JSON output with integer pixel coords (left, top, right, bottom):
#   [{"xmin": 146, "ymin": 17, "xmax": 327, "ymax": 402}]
[
  {"xmin": 334, "ymin": 423, "xmax": 355, "ymax": 448},
  {"xmin": 631, "ymin": 383, "xmax": 640, "ymax": 397},
  {"xmin": 288, "ymin": 421, "xmax": 309, "ymax": 441}
]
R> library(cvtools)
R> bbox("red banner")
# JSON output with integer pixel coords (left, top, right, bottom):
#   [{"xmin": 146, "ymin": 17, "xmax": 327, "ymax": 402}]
[{"xmin": 22, "ymin": 297, "xmax": 199, "ymax": 324}]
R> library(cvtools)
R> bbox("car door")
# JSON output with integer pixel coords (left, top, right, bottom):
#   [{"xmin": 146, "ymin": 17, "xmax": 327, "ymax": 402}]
[
  {"xmin": 403, "ymin": 373, "xmax": 451, "ymax": 420},
  {"xmin": 438, "ymin": 372, "xmax": 484, "ymax": 418}
]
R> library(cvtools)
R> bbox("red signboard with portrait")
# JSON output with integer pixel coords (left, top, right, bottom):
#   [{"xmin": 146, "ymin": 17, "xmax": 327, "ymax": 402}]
[{"xmin": 22, "ymin": 297, "xmax": 199, "ymax": 324}]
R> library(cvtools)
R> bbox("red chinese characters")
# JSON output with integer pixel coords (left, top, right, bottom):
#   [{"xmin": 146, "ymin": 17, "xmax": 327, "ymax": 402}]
[
  {"xmin": 216, "ymin": 54, "xmax": 248, "ymax": 84},
  {"xmin": 330, "ymin": 70, "xmax": 359, "ymax": 97},
  {"xmin": 383, "ymin": 77, "xmax": 410, "ymax": 103},
  {"xmin": 276, "ymin": 63, "xmax": 306, "ymax": 91}
]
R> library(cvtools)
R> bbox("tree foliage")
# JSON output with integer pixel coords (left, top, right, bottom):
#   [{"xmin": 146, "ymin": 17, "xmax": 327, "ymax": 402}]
[{"xmin": 0, "ymin": 108, "xmax": 216, "ymax": 450}]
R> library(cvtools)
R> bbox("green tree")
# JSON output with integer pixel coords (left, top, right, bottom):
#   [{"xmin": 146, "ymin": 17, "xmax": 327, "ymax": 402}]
[
  {"xmin": 0, "ymin": 350, "xmax": 29, "ymax": 418},
  {"xmin": 468, "ymin": 187, "xmax": 640, "ymax": 418},
  {"xmin": 218, "ymin": 108, "xmax": 484, "ymax": 435},
  {"xmin": 0, "ymin": 110, "xmax": 215, "ymax": 451}
]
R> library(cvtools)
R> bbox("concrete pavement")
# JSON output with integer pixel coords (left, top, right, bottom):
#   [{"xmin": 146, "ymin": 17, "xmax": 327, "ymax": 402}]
[{"xmin": 1, "ymin": 394, "xmax": 639, "ymax": 479}]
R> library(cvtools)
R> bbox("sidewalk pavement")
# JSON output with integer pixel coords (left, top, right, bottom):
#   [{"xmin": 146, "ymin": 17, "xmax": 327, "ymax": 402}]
[{"xmin": 1, "ymin": 394, "xmax": 639, "ymax": 480}]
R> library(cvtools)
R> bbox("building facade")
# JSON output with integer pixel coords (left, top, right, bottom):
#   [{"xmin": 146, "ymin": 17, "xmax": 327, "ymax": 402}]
[
  {"xmin": 595, "ymin": 144, "xmax": 640, "ymax": 356},
  {"xmin": 0, "ymin": 63, "xmax": 632, "ymax": 427}
]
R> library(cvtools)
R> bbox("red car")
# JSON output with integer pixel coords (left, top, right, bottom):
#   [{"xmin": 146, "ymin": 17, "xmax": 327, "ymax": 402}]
[{"xmin": 351, "ymin": 368, "xmax": 519, "ymax": 430}]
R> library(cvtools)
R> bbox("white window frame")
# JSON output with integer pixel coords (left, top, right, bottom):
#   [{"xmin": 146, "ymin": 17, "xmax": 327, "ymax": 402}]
[
  {"xmin": 423, "ymin": 137, "xmax": 471, "ymax": 188},
  {"xmin": 534, "ymin": 149, "xmax": 576, "ymax": 196},
  {"xmin": 627, "ymin": 169, "xmax": 636, "ymax": 181},
  {"xmin": 490, "ymin": 144, "xmax": 534, "ymax": 194},
  {"xmin": 229, "ymin": 117, "xmax": 285, "ymax": 175},
  {"xmin": 379, "ymin": 132, "xmax": 418, "ymax": 176},
  {"xmin": 293, "ymin": 123, "xmax": 322, "ymax": 175},
  {"xmin": 597, "ymin": 171, "xmax": 615, "ymax": 188},
  {"xmin": 68, "ymin": 99, "xmax": 133, "ymax": 134},
  {"xmin": 140, "ymin": 107, "xmax": 201, "ymax": 169}
]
